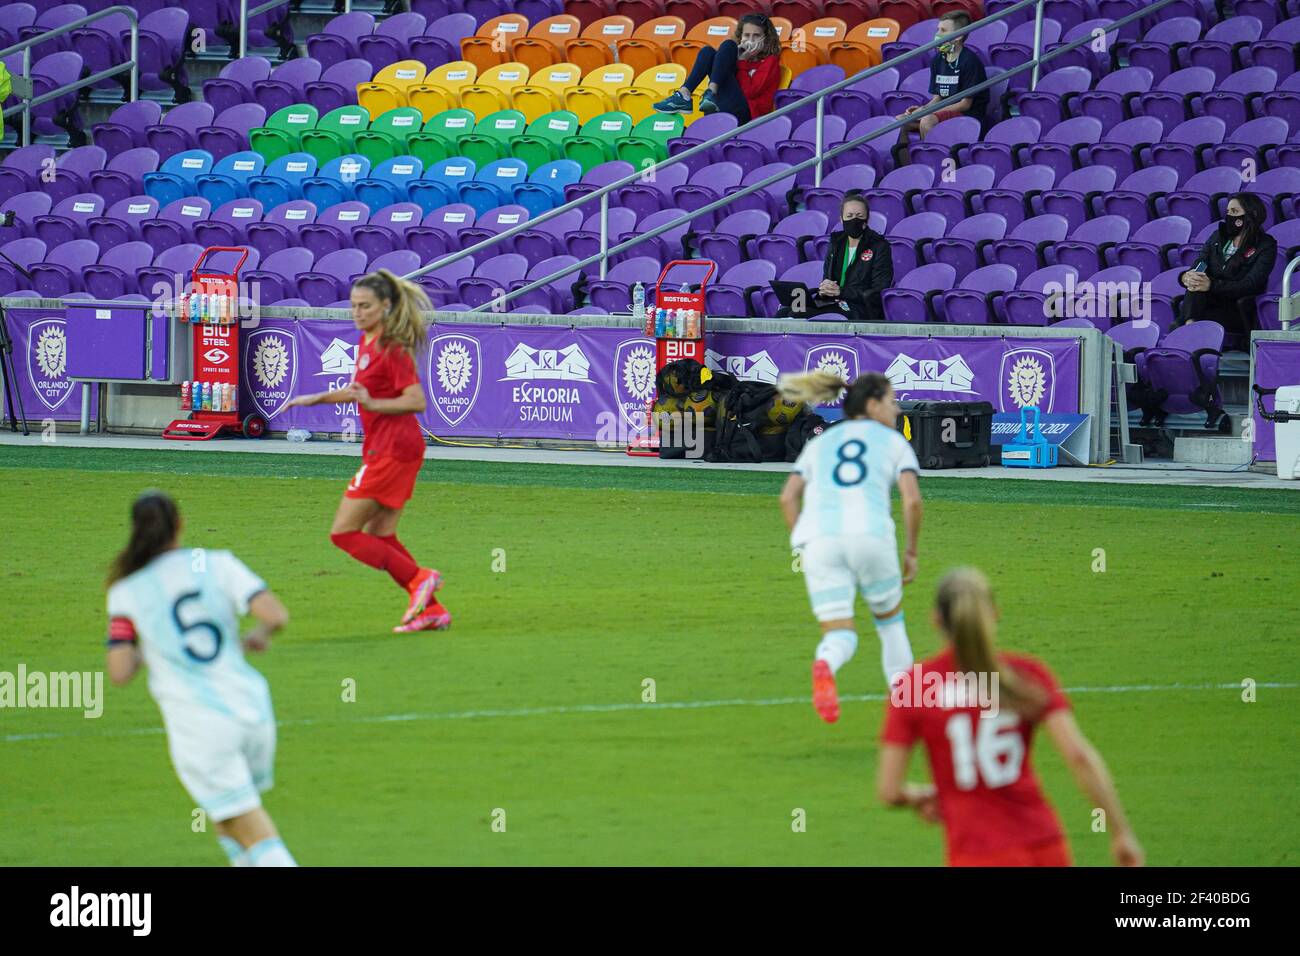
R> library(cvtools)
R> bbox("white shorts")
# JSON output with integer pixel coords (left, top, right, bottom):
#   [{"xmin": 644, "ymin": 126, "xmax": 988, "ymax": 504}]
[
  {"xmin": 163, "ymin": 707, "xmax": 276, "ymax": 822},
  {"xmin": 800, "ymin": 534, "xmax": 903, "ymax": 622}
]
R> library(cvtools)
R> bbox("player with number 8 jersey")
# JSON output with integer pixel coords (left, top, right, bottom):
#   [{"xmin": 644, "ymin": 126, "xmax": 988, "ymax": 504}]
[
  {"xmin": 877, "ymin": 567, "xmax": 1144, "ymax": 867},
  {"xmin": 778, "ymin": 371, "xmax": 924, "ymax": 724}
]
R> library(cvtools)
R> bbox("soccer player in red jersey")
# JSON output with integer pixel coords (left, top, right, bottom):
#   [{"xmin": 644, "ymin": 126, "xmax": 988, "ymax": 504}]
[
  {"xmin": 286, "ymin": 269, "xmax": 450, "ymax": 633},
  {"xmin": 877, "ymin": 567, "xmax": 1142, "ymax": 867}
]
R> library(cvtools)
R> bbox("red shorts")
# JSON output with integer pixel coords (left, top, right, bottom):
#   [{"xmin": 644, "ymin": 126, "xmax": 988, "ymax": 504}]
[
  {"xmin": 949, "ymin": 837, "xmax": 1073, "ymax": 868},
  {"xmin": 344, "ymin": 455, "xmax": 422, "ymax": 509},
  {"xmin": 932, "ymin": 109, "xmax": 966, "ymax": 123}
]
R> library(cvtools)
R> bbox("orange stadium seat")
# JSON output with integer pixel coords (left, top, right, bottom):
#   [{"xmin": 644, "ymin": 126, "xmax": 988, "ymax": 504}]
[
  {"xmin": 782, "ymin": 17, "xmax": 848, "ymax": 77},
  {"xmin": 829, "ymin": 19, "xmax": 902, "ymax": 76},
  {"xmin": 460, "ymin": 13, "xmax": 531, "ymax": 74},
  {"xmin": 564, "ymin": 15, "xmax": 635, "ymax": 75},
  {"xmin": 616, "ymin": 16, "xmax": 688, "ymax": 76},
  {"xmin": 510, "ymin": 15, "xmax": 583, "ymax": 74},
  {"xmin": 669, "ymin": 16, "xmax": 738, "ymax": 70}
]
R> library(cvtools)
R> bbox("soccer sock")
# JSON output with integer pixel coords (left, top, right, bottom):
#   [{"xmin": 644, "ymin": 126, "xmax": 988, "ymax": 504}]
[
  {"xmin": 218, "ymin": 836, "xmax": 248, "ymax": 867},
  {"xmin": 245, "ymin": 837, "xmax": 297, "ymax": 868},
  {"xmin": 331, "ymin": 531, "xmax": 418, "ymax": 589},
  {"xmin": 378, "ymin": 534, "xmax": 416, "ymax": 565},
  {"xmin": 815, "ymin": 629, "xmax": 858, "ymax": 675},
  {"xmin": 875, "ymin": 611, "xmax": 914, "ymax": 685}
]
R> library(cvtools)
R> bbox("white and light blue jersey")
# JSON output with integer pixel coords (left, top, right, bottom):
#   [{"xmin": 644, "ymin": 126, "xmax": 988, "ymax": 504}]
[
  {"xmin": 107, "ymin": 549, "xmax": 272, "ymax": 725},
  {"xmin": 790, "ymin": 419, "xmax": 920, "ymax": 549}
]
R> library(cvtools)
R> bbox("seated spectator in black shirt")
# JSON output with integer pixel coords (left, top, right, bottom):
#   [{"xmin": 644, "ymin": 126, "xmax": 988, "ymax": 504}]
[
  {"xmin": 893, "ymin": 12, "xmax": 988, "ymax": 165},
  {"xmin": 1178, "ymin": 193, "xmax": 1278, "ymax": 350},
  {"xmin": 818, "ymin": 194, "xmax": 893, "ymax": 322}
]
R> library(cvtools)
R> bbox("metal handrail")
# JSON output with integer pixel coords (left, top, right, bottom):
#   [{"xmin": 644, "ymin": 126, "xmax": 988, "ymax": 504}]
[
  {"xmin": 460, "ymin": 0, "xmax": 1177, "ymax": 313},
  {"xmin": 403, "ymin": 0, "xmax": 1049, "ymax": 285},
  {"xmin": 238, "ymin": 0, "xmax": 293, "ymax": 58},
  {"xmin": 1282, "ymin": 254, "xmax": 1299, "ymax": 332},
  {"xmin": 0, "ymin": 5, "xmax": 140, "ymax": 147}
]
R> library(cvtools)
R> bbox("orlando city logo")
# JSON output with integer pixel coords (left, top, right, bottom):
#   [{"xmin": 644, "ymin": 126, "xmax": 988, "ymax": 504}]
[
  {"xmin": 244, "ymin": 328, "xmax": 298, "ymax": 418},
  {"xmin": 428, "ymin": 333, "xmax": 481, "ymax": 427}
]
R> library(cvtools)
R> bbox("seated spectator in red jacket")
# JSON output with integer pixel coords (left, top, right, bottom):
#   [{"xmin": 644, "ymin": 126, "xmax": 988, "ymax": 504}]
[{"xmin": 652, "ymin": 14, "xmax": 782, "ymax": 123}]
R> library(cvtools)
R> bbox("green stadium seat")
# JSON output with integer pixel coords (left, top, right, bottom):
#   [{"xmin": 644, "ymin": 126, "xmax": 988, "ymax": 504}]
[
  {"xmin": 563, "ymin": 111, "xmax": 633, "ymax": 172},
  {"xmin": 407, "ymin": 108, "xmax": 478, "ymax": 168},
  {"xmin": 616, "ymin": 113, "xmax": 685, "ymax": 169},
  {"xmin": 353, "ymin": 107, "xmax": 426, "ymax": 167},
  {"xmin": 456, "ymin": 109, "xmax": 528, "ymax": 170},
  {"xmin": 249, "ymin": 104, "xmax": 320, "ymax": 163},
  {"xmin": 510, "ymin": 110, "xmax": 581, "ymax": 171},
  {"xmin": 299, "ymin": 105, "xmax": 372, "ymax": 167}
]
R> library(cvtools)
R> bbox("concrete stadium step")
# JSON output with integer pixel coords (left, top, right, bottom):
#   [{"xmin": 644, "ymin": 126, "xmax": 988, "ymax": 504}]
[{"xmin": 1174, "ymin": 435, "xmax": 1252, "ymax": 466}]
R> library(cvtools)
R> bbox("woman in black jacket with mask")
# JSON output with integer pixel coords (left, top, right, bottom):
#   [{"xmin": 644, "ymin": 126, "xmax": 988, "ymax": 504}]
[
  {"xmin": 1178, "ymin": 193, "xmax": 1277, "ymax": 349},
  {"xmin": 819, "ymin": 194, "xmax": 894, "ymax": 322}
]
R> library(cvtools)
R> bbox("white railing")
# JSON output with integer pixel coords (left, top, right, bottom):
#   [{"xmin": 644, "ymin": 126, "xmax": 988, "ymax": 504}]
[{"xmin": 1282, "ymin": 254, "xmax": 1299, "ymax": 332}]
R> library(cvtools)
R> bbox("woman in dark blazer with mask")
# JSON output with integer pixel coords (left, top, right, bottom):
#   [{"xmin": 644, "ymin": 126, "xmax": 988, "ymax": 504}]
[
  {"xmin": 819, "ymin": 194, "xmax": 894, "ymax": 323},
  {"xmin": 1178, "ymin": 192, "xmax": 1278, "ymax": 349}
]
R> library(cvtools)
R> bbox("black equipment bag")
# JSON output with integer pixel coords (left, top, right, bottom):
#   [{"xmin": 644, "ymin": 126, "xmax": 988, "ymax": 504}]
[{"xmin": 895, "ymin": 400, "xmax": 994, "ymax": 469}]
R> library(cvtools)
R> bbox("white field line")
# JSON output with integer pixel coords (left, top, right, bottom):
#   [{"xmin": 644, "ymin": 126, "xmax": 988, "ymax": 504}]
[{"xmin": 2, "ymin": 681, "xmax": 1295, "ymax": 744}]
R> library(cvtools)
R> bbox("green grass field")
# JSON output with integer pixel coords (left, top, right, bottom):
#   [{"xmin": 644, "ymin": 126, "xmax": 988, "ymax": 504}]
[{"xmin": 1, "ymin": 445, "xmax": 1295, "ymax": 866}]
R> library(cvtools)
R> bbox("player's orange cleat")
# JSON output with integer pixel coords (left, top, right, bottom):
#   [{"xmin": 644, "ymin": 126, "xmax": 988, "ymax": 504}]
[
  {"xmin": 393, "ymin": 600, "xmax": 452, "ymax": 634},
  {"xmin": 812, "ymin": 659, "xmax": 839, "ymax": 723},
  {"xmin": 401, "ymin": 568, "xmax": 443, "ymax": 625}
]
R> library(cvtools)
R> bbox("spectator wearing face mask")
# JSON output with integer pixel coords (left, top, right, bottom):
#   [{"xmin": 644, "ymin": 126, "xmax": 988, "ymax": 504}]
[
  {"xmin": 652, "ymin": 13, "xmax": 782, "ymax": 122},
  {"xmin": 894, "ymin": 12, "xmax": 988, "ymax": 165},
  {"xmin": 1178, "ymin": 193, "xmax": 1277, "ymax": 349},
  {"xmin": 818, "ymin": 194, "xmax": 893, "ymax": 323}
]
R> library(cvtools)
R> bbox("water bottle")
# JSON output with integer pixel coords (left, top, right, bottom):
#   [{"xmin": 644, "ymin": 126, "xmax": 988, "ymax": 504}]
[
  {"xmin": 287, "ymin": 428, "xmax": 311, "ymax": 443},
  {"xmin": 654, "ymin": 307, "xmax": 665, "ymax": 338},
  {"xmin": 632, "ymin": 281, "xmax": 646, "ymax": 328}
]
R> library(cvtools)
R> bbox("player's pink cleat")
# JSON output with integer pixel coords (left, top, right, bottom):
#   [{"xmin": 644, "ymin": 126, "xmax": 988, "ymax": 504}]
[
  {"xmin": 393, "ymin": 601, "xmax": 452, "ymax": 634},
  {"xmin": 401, "ymin": 568, "xmax": 443, "ymax": 625},
  {"xmin": 812, "ymin": 659, "xmax": 839, "ymax": 723}
]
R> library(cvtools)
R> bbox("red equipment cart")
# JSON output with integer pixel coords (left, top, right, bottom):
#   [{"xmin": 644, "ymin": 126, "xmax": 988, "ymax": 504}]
[{"xmin": 163, "ymin": 246, "xmax": 266, "ymax": 440}]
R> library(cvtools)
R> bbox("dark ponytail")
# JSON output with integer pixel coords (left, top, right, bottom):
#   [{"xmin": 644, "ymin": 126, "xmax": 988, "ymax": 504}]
[{"xmin": 108, "ymin": 491, "xmax": 180, "ymax": 585}]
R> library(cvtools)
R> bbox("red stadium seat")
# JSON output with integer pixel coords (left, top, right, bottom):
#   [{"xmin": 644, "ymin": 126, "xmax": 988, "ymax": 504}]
[{"xmin": 878, "ymin": 0, "xmax": 928, "ymax": 31}]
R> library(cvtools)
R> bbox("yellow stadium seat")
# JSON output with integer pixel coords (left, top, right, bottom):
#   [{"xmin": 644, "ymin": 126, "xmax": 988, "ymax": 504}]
[
  {"xmin": 619, "ymin": 63, "xmax": 687, "ymax": 124},
  {"xmin": 779, "ymin": 65, "xmax": 793, "ymax": 90},
  {"xmin": 357, "ymin": 60, "xmax": 429, "ymax": 117},
  {"xmin": 512, "ymin": 86, "xmax": 563, "ymax": 123},
  {"xmin": 531, "ymin": 63, "xmax": 584, "ymax": 94},
  {"xmin": 424, "ymin": 61, "xmax": 479, "ymax": 100},
  {"xmin": 669, "ymin": 16, "xmax": 736, "ymax": 70},
  {"xmin": 408, "ymin": 85, "xmax": 456, "ymax": 121},
  {"xmin": 454, "ymin": 62, "xmax": 528, "ymax": 119},
  {"xmin": 565, "ymin": 15, "xmax": 634, "ymax": 76}
]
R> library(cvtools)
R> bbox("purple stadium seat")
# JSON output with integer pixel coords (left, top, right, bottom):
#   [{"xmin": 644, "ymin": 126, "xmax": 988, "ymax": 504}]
[
  {"xmin": 92, "ymin": 101, "xmax": 163, "ymax": 157},
  {"xmin": 990, "ymin": 19, "xmax": 1063, "ymax": 93},
  {"xmin": 908, "ymin": 116, "xmax": 982, "ymax": 180},
  {"xmin": 1154, "ymin": 167, "xmax": 1244, "ymax": 235},
  {"xmin": 1075, "ymin": 115, "xmax": 1163, "ymax": 182},
  {"xmin": 297, "ymin": 248, "xmax": 368, "ymax": 306},
  {"xmin": 827, "ymin": 68, "xmax": 901, "ymax": 132},
  {"xmin": 242, "ymin": 247, "xmax": 316, "ymax": 305},
  {"xmin": 460, "ymin": 204, "xmax": 532, "ymax": 251},
  {"xmin": 370, "ymin": 248, "xmax": 420, "ymax": 276},
  {"xmin": 507, "ymin": 254, "xmax": 582, "ymax": 314},
  {"xmin": 857, "ymin": 163, "xmax": 933, "ymax": 233},
  {"xmin": 0, "ymin": 237, "xmax": 46, "ymax": 296},
  {"xmin": 1009, "ymin": 66, "xmax": 1093, "ymax": 132},
  {"xmin": 1030, "ymin": 165, "xmax": 1119, "ymax": 233},
  {"xmin": 193, "ymin": 198, "xmax": 265, "ymax": 247},
  {"xmin": 566, "ymin": 207, "xmax": 637, "ymax": 276},
  {"xmin": 351, "ymin": 202, "xmax": 425, "ymax": 260},
  {"xmin": 1206, "ymin": 117, "xmax": 1289, "ymax": 171},
  {"xmin": 410, "ymin": 13, "xmax": 478, "ymax": 67},
  {"xmin": 1242, "ymin": 17, "xmax": 1300, "ymax": 78},
  {"xmin": 0, "ymin": 191, "xmax": 55, "ymax": 243},
  {"xmin": 1093, "ymin": 165, "xmax": 1179, "ymax": 225},
  {"xmin": 1126, "ymin": 17, "xmax": 1202, "ymax": 85},
  {"xmin": 936, "ymin": 263, "xmax": 1018, "ymax": 325},
  {"xmin": 140, "ymin": 196, "xmax": 212, "ymax": 254},
  {"xmin": 612, "ymin": 164, "xmax": 689, "ymax": 224},
  {"xmin": 667, "ymin": 114, "xmax": 740, "ymax": 177},
  {"xmin": 0, "ymin": 146, "xmax": 57, "ymax": 205},
  {"xmin": 744, "ymin": 210, "xmax": 827, "ymax": 278},
  {"xmin": 202, "ymin": 57, "xmax": 273, "ymax": 116},
  {"xmin": 728, "ymin": 162, "xmax": 797, "ymax": 221},
  {"xmin": 881, "ymin": 262, "xmax": 955, "ymax": 324},
  {"xmin": 1199, "ymin": 66, "xmax": 1278, "ymax": 130},
  {"xmin": 1047, "ymin": 215, "xmax": 1131, "ymax": 276},
  {"xmin": 0, "ymin": 4, "xmax": 37, "ymax": 53},
  {"xmin": 357, "ymin": 12, "xmax": 428, "ymax": 72},
  {"xmin": 145, "ymin": 102, "xmax": 216, "ymax": 162},
  {"xmin": 957, "ymin": 117, "xmax": 1040, "ymax": 185},
  {"xmin": 1133, "ymin": 321, "xmax": 1226, "ymax": 428},
  {"xmin": 88, "ymin": 195, "xmax": 160, "ymax": 248},
  {"xmin": 799, "ymin": 164, "xmax": 878, "ymax": 221},
  {"xmin": 1143, "ymin": 116, "xmax": 1226, "ymax": 185},
  {"xmin": 999, "ymin": 264, "xmax": 1079, "ymax": 327},
  {"xmin": 29, "ymin": 238, "xmax": 99, "ymax": 296},
  {"xmin": 669, "ymin": 161, "xmax": 743, "ymax": 229},
  {"xmin": 927, "ymin": 213, "xmax": 1007, "ymax": 275},
  {"xmin": 134, "ymin": 8, "xmax": 191, "ymax": 98},
  {"xmin": 1136, "ymin": 67, "xmax": 1216, "ymax": 132},
  {"xmin": 616, "ymin": 207, "xmax": 689, "ymax": 267},
  {"xmin": 246, "ymin": 199, "xmax": 318, "ymax": 257},
  {"xmin": 136, "ymin": 243, "xmax": 204, "ymax": 299},
  {"xmin": 965, "ymin": 164, "xmax": 1056, "ymax": 235},
  {"xmin": 1105, "ymin": 215, "xmax": 1193, "ymax": 279},
  {"xmin": 1016, "ymin": 116, "xmax": 1103, "ymax": 185},
  {"xmin": 720, "ymin": 116, "xmax": 792, "ymax": 170},
  {"xmin": 407, "ymin": 203, "xmax": 476, "ymax": 261},
  {"xmin": 984, "ymin": 213, "xmax": 1070, "ymax": 278},
  {"xmin": 70, "ymin": 11, "xmax": 131, "ymax": 93},
  {"xmin": 37, "ymin": 145, "xmax": 105, "ymax": 206},
  {"xmin": 87, "ymin": 147, "xmax": 160, "ymax": 208},
  {"xmin": 704, "ymin": 260, "xmax": 777, "ymax": 318},
  {"xmin": 82, "ymin": 241, "xmax": 154, "ymax": 299},
  {"xmin": 887, "ymin": 211, "xmax": 946, "ymax": 276},
  {"xmin": 1075, "ymin": 66, "xmax": 1154, "ymax": 130},
  {"xmin": 306, "ymin": 12, "xmax": 376, "ymax": 70},
  {"xmin": 299, "ymin": 201, "xmax": 370, "ymax": 260},
  {"xmin": 253, "ymin": 58, "xmax": 324, "ymax": 116},
  {"xmin": 916, "ymin": 164, "xmax": 997, "ymax": 229},
  {"xmin": 196, "ymin": 104, "xmax": 268, "ymax": 161},
  {"xmin": 690, "ymin": 209, "xmax": 771, "ymax": 275},
  {"xmin": 1246, "ymin": 167, "xmax": 1300, "ymax": 222},
  {"xmin": 457, "ymin": 252, "xmax": 529, "ymax": 310},
  {"xmin": 29, "ymin": 51, "xmax": 84, "ymax": 139},
  {"xmin": 509, "ymin": 207, "xmax": 581, "ymax": 265},
  {"xmin": 33, "ymin": 192, "xmax": 105, "ymax": 246},
  {"xmin": 304, "ymin": 59, "xmax": 375, "ymax": 115},
  {"xmin": 1178, "ymin": 15, "xmax": 1262, "ymax": 75},
  {"xmin": 20, "ymin": 4, "xmax": 86, "ymax": 60},
  {"xmin": 773, "ymin": 64, "xmax": 846, "ymax": 129}
]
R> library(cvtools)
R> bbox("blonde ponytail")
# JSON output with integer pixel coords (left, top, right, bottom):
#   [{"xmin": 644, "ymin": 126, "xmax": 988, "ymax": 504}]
[
  {"xmin": 935, "ymin": 567, "xmax": 1048, "ymax": 719},
  {"xmin": 778, "ymin": 370, "xmax": 848, "ymax": 407},
  {"xmin": 354, "ymin": 269, "xmax": 432, "ymax": 359}
]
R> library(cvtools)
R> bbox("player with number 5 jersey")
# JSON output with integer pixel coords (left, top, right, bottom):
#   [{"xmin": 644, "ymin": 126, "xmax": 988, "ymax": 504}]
[
  {"xmin": 286, "ymin": 269, "xmax": 450, "ymax": 633},
  {"xmin": 778, "ymin": 371, "xmax": 924, "ymax": 723},
  {"xmin": 105, "ymin": 491, "xmax": 297, "ymax": 866},
  {"xmin": 877, "ymin": 567, "xmax": 1144, "ymax": 867}
]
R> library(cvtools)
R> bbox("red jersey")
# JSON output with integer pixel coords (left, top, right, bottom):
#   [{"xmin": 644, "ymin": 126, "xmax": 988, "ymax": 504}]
[
  {"xmin": 737, "ymin": 54, "xmax": 780, "ymax": 119},
  {"xmin": 354, "ymin": 333, "xmax": 425, "ymax": 462},
  {"xmin": 881, "ymin": 647, "xmax": 1069, "ymax": 860}
]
